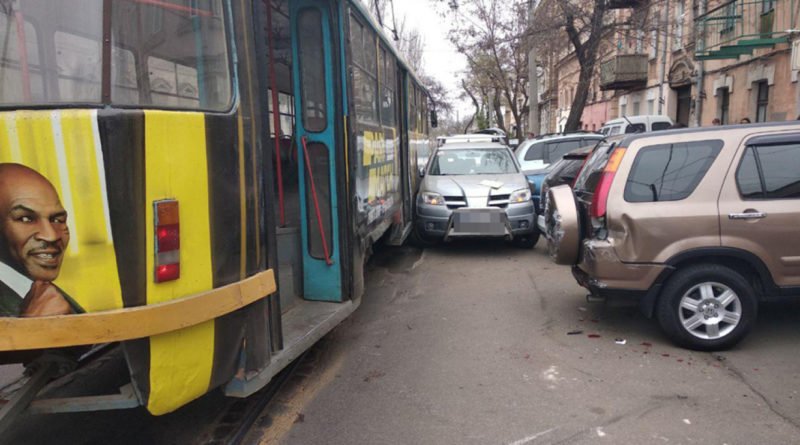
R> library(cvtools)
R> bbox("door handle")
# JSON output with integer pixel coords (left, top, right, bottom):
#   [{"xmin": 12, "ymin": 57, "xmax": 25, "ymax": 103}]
[{"xmin": 728, "ymin": 211, "xmax": 767, "ymax": 220}]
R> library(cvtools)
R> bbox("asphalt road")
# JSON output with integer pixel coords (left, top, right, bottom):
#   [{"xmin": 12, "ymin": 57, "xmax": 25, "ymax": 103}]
[
  {"xmin": 4, "ymin": 240, "xmax": 800, "ymax": 444},
  {"xmin": 253, "ymin": 240, "xmax": 800, "ymax": 445}
]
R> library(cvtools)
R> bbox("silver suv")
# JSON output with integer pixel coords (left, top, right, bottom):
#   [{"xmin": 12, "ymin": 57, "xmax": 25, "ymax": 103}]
[{"xmin": 415, "ymin": 142, "xmax": 537, "ymax": 247}]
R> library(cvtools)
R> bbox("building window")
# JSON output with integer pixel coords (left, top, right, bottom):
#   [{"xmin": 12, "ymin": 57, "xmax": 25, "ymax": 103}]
[
  {"xmin": 621, "ymin": 104, "xmax": 627, "ymax": 116},
  {"xmin": 756, "ymin": 81, "xmax": 769, "ymax": 122},
  {"xmin": 719, "ymin": 88, "xmax": 730, "ymax": 124},
  {"xmin": 648, "ymin": 99, "xmax": 655, "ymax": 115},
  {"xmin": 633, "ymin": 101, "xmax": 640, "ymax": 115},
  {"xmin": 721, "ymin": 2, "xmax": 736, "ymax": 35},
  {"xmin": 762, "ymin": 0, "xmax": 775, "ymax": 13}
]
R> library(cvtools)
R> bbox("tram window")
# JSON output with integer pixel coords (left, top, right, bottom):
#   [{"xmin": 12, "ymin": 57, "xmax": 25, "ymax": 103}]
[
  {"xmin": 267, "ymin": 90, "xmax": 294, "ymax": 137},
  {"xmin": 111, "ymin": 47, "xmax": 139, "ymax": 105},
  {"xmin": 297, "ymin": 8, "xmax": 327, "ymax": 132},
  {"xmin": 379, "ymin": 47, "xmax": 395, "ymax": 127},
  {"xmin": 1, "ymin": 2, "xmax": 102, "ymax": 105},
  {"xmin": 349, "ymin": 14, "xmax": 378, "ymax": 125},
  {"xmin": 408, "ymin": 84, "xmax": 417, "ymax": 133},
  {"xmin": 304, "ymin": 142, "xmax": 333, "ymax": 261},
  {"xmin": 0, "ymin": 0, "xmax": 231, "ymax": 110},
  {"xmin": 111, "ymin": 0, "xmax": 231, "ymax": 110},
  {"xmin": 0, "ymin": 14, "xmax": 45, "ymax": 104}
]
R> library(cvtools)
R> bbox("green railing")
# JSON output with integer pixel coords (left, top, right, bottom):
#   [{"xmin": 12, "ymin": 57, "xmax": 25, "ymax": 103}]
[{"xmin": 695, "ymin": 0, "xmax": 798, "ymax": 59}]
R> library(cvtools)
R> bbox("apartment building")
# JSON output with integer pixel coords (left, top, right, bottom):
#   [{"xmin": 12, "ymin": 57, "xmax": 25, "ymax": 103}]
[{"xmin": 538, "ymin": 0, "xmax": 799, "ymax": 130}]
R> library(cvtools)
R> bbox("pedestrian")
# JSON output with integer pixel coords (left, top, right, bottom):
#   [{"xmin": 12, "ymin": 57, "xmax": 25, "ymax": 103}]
[
  {"xmin": 740, "ymin": 117, "xmax": 751, "ymax": 124},
  {"xmin": 711, "ymin": 118, "xmax": 721, "ymax": 126}
]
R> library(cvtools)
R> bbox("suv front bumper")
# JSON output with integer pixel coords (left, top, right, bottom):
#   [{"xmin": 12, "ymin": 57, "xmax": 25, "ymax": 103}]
[{"xmin": 416, "ymin": 201, "xmax": 536, "ymax": 240}]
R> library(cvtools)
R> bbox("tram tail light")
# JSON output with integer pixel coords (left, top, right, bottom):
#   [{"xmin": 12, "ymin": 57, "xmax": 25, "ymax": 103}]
[{"xmin": 154, "ymin": 200, "xmax": 180, "ymax": 283}]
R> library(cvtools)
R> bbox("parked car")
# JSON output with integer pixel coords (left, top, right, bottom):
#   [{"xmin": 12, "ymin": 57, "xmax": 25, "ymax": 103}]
[
  {"xmin": 515, "ymin": 133, "xmax": 604, "ymax": 225},
  {"xmin": 536, "ymin": 144, "xmax": 595, "ymax": 234},
  {"xmin": 438, "ymin": 133, "xmax": 505, "ymax": 146},
  {"xmin": 415, "ymin": 141, "xmax": 538, "ymax": 247},
  {"xmin": 599, "ymin": 115, "xmax": 673, "ymax": 136},
  {"xmin": 545, "ymin": 122, "xmax": 800, "ymax": 350}
]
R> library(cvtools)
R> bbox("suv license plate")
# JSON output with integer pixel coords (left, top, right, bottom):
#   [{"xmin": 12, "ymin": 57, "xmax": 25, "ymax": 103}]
[{"xmin": 454, "ymin": 212, "xmax": 504, "ymax": 235}]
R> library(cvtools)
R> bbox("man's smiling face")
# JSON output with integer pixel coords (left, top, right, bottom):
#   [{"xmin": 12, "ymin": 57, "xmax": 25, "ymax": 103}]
[{"xmin": 0, "ymin": 164, "xmax": 70, "ymax": 282}]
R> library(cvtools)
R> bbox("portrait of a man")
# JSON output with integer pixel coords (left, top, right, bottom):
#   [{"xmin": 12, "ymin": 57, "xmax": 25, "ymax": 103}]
[{"xmin": 0, "ymin": 163, "xmax": 82, "ymax": 317}]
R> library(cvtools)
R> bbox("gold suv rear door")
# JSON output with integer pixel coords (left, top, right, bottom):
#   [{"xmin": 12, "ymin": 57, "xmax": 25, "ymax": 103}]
[{"xmin": 719, "ymin": 133, "xmax": 800, "ymax": 287}]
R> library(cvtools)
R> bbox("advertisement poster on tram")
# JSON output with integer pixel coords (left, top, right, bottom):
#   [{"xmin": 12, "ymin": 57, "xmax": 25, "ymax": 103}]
[{"xmin": 0, "ymin": 111, "xmax": 124, "ymax": 319}]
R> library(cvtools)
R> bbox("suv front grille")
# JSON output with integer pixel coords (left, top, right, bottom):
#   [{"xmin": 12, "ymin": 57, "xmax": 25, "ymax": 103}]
[
  {"xmin": 444, "ymin": 196, "xmax": 467, "ymax": 210},
  {"xmin": 488, "ymin": 194, "xmax": 510, "ymax": 209}
]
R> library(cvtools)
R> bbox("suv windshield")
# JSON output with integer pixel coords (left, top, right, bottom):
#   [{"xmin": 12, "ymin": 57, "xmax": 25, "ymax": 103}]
[{"xmin": 430, "ymin": 148, "xmax": 518, "ymax": 175}]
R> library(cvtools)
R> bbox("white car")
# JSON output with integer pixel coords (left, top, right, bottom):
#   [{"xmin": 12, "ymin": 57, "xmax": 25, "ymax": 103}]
[{"xmin": 599, "ymin": 115, "xmax": 673, "ymax": 136}]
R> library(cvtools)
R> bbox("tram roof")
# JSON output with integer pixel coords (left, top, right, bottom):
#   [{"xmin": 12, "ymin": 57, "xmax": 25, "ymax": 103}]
[{"xmin": 347, "ymin": 0, "xmax": 430, "ymax": 96}]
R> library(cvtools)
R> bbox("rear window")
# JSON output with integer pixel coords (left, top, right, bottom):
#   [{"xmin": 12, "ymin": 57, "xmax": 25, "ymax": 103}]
[
  {"xmin": 523, "ymin": 142, "xmax": 545, "ymax": 161},
  {"xmin": 625, "ymin": 123, "xmax": 646, "ymax": 134},
  {"xmin": 624, "ymin": 140, "xmax": 723, "ymax": 202},
  {"xmin": 652, "ymin": 122, "xmax": 672, "ymax": 131},
  {"xmin": 545, "ymin": 139, "xmax": 584, "ymax": 163},
  {"xmin": 574, "ymin": 141, "xmax": 615, "ymax": 193}
]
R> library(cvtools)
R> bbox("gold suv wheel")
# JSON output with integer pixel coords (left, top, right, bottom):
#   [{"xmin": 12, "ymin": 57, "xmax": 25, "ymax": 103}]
[{"xmin": 657, "ymin": 264, "xmax": 757, "ymax": 351}]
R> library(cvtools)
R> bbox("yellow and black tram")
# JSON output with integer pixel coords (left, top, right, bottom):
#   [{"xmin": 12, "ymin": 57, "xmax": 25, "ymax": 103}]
[{"xmin": 0, "ymin": 0, "xmax": 431, "ymax": 426}]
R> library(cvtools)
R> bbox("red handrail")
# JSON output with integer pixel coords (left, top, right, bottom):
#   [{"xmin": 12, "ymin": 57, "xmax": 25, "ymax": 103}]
[{"xmin": 300, "ymin": 136, "xmax": 333, "ymax": 266}]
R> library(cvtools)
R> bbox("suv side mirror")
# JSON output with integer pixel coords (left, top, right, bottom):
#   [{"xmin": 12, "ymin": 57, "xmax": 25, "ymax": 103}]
[
  {"xmin": 419, "ymin": 166, "xmax": 426, "ymax": 178},
  {"xmin": 430, "ymin": 110, "xmax": 438, "ymax": 128}
]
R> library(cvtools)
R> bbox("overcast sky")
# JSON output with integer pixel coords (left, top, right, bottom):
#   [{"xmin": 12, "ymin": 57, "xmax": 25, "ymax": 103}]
[{"xmin": 389, "ymin": 0, "xmax": 471, "ymax": 118}]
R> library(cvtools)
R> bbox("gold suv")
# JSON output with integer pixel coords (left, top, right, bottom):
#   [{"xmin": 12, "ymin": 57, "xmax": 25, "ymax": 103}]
[{"xmin": 546, "ymin": 122, "xmax": 800, "ymax": 350}]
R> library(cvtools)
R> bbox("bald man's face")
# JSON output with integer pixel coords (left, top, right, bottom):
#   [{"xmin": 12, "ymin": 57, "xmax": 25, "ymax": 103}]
[{"xmin": 0, "ymin": 170, "xmax": 69, "ymax": 282}]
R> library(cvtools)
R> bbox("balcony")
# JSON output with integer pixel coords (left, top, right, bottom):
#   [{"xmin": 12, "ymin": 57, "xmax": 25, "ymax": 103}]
[
  {"xmin": 599, "ymin": 54, "xmax": 648, "ymax": 91},
  {"xmin": 607, "ymin": 0, "xmax": 645, "ymax": 9},
  {"xmin": 695, "ymin": 0, "xmax": 797, "ymax": 60}
]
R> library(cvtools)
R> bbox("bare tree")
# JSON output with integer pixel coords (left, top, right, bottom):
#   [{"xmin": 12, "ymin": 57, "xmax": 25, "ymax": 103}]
[
  {"xmin": 440, "ymin": 0, "xmax": 530, "ymax": 140},
  {"xmin": 531, "ymin": 0, "xmax": 673, "ymax": 132}
]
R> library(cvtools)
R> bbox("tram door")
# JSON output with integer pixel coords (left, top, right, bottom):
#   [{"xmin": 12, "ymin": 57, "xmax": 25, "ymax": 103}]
[{"xmin": 290, "ymin": 1, "xmax": 342, "ymax": 302}]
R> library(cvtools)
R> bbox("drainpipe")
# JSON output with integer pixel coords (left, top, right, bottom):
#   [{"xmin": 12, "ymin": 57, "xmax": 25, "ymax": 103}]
[
  {"xmin": 658, "ymin": 0, "xmax": 670, "ymax": 115},
  {"xmin": 528, "ymin": 0, "xmax": 540, "ymax": 136},
  {"xmin": 693, "ymin": 0, "xmax": 706, "ymax": 127}
]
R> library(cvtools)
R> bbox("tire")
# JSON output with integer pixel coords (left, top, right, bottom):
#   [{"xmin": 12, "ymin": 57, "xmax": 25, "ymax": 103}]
[
  {"xmin": 656, "ymin": 264, "xmax": 757, "ymax": 351},
  {"xmin": 409, "ymin": 225, "xmax": 440, "ymax": 248},
  {"xmin": 514, "ymin": 229, "xmax": 540, "ymax": 249},
  {"xmin": 545, "ymin": 185, "xmax": 580, "ymax": 265}
]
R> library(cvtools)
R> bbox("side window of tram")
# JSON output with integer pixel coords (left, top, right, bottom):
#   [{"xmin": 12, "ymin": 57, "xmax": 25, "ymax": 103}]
[
  {"xmin": 379, "ymin": 46, "xmax": 396, "ymax": 128},
  {"xmin": 349, "ymin": 15, "xmax": 378, "ymax": 125}
]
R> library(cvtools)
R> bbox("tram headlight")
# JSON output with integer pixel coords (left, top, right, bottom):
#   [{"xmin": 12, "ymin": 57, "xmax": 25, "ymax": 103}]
[
  {"xmin": 510, "ymin": 188, "xmax": 531, "ymax": 203},
  {"xmin": 421, "ymin": 191, "xmax": 446, "ymax": 206}
]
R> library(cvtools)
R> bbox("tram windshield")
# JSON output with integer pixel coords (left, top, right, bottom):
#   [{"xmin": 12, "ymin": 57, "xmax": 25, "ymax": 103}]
[{"xmin": 0, "ymin": 0, "xmax": 231, "ymax": 110}]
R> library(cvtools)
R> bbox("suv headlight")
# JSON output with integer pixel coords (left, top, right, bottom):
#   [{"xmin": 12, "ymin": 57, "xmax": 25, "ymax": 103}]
[
  {"xmin": 510, "ymin": 188, "xmax": 531, "ymax": 203},
  {"xmin": 421, "ymin": 191, "xmax": 446, "ymax": 206}
]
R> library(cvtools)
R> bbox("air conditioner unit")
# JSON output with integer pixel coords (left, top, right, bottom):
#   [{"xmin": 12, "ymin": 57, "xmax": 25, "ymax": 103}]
[{"xmin": 792, "ymin": 39, "xmax": 800, "ymax": 71}]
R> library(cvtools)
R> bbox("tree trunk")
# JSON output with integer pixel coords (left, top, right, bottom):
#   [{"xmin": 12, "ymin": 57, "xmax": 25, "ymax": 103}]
[{"xmin": 564, "ymin": 62, "xmax": 594, "ymax": 132}]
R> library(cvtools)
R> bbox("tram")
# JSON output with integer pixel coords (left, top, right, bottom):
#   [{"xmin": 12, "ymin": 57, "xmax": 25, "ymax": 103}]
[{"xmin": 0, "ymin": 0, "xmax": 431, "ymax": 426}]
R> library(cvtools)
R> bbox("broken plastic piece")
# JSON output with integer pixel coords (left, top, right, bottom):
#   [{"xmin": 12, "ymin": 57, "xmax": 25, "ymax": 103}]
[{"xmin": 567, "ymin": 330, "xmax": 583, "ymax": 335}]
